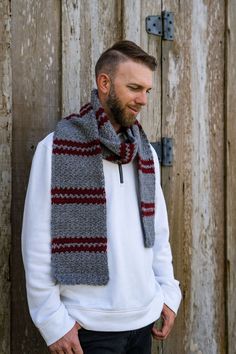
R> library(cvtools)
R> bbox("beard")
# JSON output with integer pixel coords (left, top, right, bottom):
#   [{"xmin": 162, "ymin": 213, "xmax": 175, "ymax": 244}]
[{"xmin": 106, "ymin": 85, "xmax": 138, "ymax": 128}]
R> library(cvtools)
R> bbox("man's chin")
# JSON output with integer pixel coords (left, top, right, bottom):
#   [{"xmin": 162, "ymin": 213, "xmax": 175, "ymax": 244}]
[{"xmin": 120, "ymin": 118, "xmax": 137, "ymax": 127}]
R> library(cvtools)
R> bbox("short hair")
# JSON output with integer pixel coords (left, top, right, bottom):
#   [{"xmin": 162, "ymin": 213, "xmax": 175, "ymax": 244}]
[{"xmin": 95, "ymin": 40, "xmax": 157, "ymax": 79}]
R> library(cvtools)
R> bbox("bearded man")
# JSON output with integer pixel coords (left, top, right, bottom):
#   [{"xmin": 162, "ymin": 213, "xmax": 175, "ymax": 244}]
[{"xmin": 22, "ymin": 40, "xmax": 181, "ymax": 354}]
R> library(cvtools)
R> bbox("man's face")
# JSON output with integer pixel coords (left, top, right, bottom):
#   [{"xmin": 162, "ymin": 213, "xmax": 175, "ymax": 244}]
[{"xmin": 105, "ymin": 60, "xmax": 153, "ymax": 128}]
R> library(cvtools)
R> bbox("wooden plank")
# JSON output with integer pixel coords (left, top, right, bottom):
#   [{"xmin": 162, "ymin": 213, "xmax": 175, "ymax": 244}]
[
  {"xmin": 226, "ymin": 1, "xmax": 236, "ymax": 353},
  {"xmin": 161, "ymin": 1, "xmax": 225, "ymax": 353},
  {"xmin": 62, "ymin": 0, "xmax": 122, "ymax": 113},
  {"xmin": 0, "ymin": 1, "xmax": 11, "ymax": 353},
  {"xmin": 160, "ymin": 4, "xmax": 192, "ymax": 352},
  {"xmin": 62, "ymin": 0, "xmax": 81, "ymax": 115},
  {"xmin": 122, "ymin": 0, "xmax": 141, "ymax": 43},
  {"xmin": 89, "ymin": 0, "xmax": 122, "ymax": 89},
  {"xmin": 11, "ymin": 1, "xmax": 61, "ymax": 352}
]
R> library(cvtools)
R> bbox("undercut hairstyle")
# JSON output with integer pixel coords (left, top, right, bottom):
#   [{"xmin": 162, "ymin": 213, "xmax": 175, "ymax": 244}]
[{"xmin": 95, "ymin": 40, "xmax": 157, "ymax": 79}]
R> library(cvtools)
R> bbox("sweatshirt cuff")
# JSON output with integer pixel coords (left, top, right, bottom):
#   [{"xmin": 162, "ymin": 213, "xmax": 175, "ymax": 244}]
[
  {"xmin": 160, "ymin": 282, "xmax": 182, "ymax": 315},
  {"xmin": 37, "ymin": 303, "xmax": 76, "ymax": 346}
]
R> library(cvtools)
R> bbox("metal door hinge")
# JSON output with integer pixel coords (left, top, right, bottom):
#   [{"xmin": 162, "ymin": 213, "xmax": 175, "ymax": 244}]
[
  {"xmin": 151, "ymin": 138, "xmax": 173, "ymax": 166},
  {"xmin": 146, "ymin": 11, "xmax": 174, "ymax": 40}
]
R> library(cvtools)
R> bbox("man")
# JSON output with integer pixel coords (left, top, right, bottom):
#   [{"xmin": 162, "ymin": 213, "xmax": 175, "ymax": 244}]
[{"xmin": 22, "ymin": 40, "xmax": 181, "ymax": 354}]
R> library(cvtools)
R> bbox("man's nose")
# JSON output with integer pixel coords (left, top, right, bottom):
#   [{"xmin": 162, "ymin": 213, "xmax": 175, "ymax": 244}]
[{"xmin": 135, "ymin": 92, "xmax": 148, "ymax": 106}]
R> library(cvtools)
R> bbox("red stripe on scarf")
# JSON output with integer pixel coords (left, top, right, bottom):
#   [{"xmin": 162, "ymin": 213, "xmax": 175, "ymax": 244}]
[
  {"xmin": 141, "ymin": 201, "xmax": 155, "ymax": 217},
  {"xmin": 134, "ymin": 120, "xmax": 142, "ymax": 129},
  {"xmin": 105, "ymin": 155, "xmax": 117, "ymax": 162},
  {"xmin": 138, "ymin": 166, "xmax": 155, "ymax": 174},
  {"xmin": 98, "ymin": 116, "xmax": 109, "ymax": 128},
  {"xmin": 119, "ymin": 143, "xmax": 136, "ymax": 163},
  {"xmin": 63, "ymin": 104, "xmax": 92, "ymax": 121},
  {"xmin": 141, "ymin": 202, "xmax": 155, "ymax": 208},
  {"xmin": 53, "ymin": 147, "xmax": 102, "ymax": 156},
  {"xmin": 52, "ymin": 244, "xmax": 107, "ymax": 253},
  {"xmin": 53, "ymin": 138, "xmax": 100, "ymax": 149},
  {"xmin": 138, "ymin": 158, "xmax": 155, "ymax": 174},
  {"xmin": 139, "ymin": 158, "xmax": 154, "ymax": 166},
  {"xmin": 126, "ymin": 143, "xmax": 135, "ymax": 163},
  {"xmin": 120, "ymin": 143, "xmax": 126, "ymax": 160},
  {"xmin": 52, "ymin": 187, "xmax": 105, "ymax": 196},
  {"xmin": 80, "ymin": 104, "xmax": 93, "ymax": 117},
  {"xmin": 141, "ymin": 210, "xmax": 155, "ymax": 217},
  {"xmin": 64, "ymin": 113, "xmax": 80, "ymax": 121},
  {"xmin": 80, "ymin": 103, "xmax": 91, "ymax": 112},
  {"xmin": 96, "ymin": 107, "xmax": 109, "ymax": 128},
  {"xmin": 52, "ymin": 237, "xmax": 107, "ymax": 245},
  {"xmin": 52, "ymin": 197, "xmax": 106, "ymax": 205}
]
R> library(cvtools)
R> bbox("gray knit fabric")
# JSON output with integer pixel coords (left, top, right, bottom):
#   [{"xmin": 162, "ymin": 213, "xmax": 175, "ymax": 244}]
[{"xmin": 51, "ymin": 89, "xmax": 155, "ymax": 285}]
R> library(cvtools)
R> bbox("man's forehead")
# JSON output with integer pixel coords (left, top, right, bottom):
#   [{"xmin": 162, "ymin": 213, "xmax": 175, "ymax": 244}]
[{"xmin": 114, "ymin": 60, "xmax": 153, "ymax": 87}]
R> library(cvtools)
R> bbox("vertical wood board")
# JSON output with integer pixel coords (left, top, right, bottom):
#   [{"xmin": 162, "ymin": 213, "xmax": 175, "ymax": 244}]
[
  {"xmin": 161, "ymin": 2, "xmax": 193, "ymax": 352},
  {"xmin": 188, "ymin": 2, "xmax": 225, "ymax": 351},
  {"xmin": 161, "ymin": 0, "xmax": 225, "ymax": 353},
  {"xmin": 79, "ymin": 0, "xmax": 122, "ymax": 106},
  {"xmin": 11, "ymin": 1, "xmax": 61, "ymax": 352},
  {"xmin": 62, "ymin": 0, "xmax": 81, "ymax": 115},
  {"xmin": 62, "ymin": 0, "xmax": 123, "ymax": 114},
  {"xmin": 226, "ymin": 0, "xmax": 236, "ymax": 353},
  {"xmin": 0, "ymin": 1, "xmax": 11, "ymax": 353}
]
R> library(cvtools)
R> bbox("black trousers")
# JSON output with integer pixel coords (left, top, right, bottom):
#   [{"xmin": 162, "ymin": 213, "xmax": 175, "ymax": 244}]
[{"xmin": 78, "ymin": 322, "xmax": 154, "ymax": 354}]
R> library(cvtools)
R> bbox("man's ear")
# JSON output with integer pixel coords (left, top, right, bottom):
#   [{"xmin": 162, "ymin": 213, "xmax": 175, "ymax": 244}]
[{"xmin": 97, "ymin": 73, "xmax": 111, "ymax": 95}]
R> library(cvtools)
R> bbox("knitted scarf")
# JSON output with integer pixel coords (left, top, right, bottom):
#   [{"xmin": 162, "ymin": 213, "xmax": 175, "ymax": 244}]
[{"xmin": 51, "ymin": 89, "xmax": 155, "ymax": 285}]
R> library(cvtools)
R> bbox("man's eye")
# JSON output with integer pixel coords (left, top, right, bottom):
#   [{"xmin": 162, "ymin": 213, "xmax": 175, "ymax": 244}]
[{"xmin": 128, "ymin": 86, "xmax": 139, "ymax": 91}]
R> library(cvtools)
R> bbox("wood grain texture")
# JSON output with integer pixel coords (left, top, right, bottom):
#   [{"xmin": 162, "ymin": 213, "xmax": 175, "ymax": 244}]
[
  {"xmin": 161, "ymin": 1, "xmax": 225, "ymax": 353},
  {"xmin": 0, "ymin": 1, "xmax": 11, "ymax": 353},
  {"xmin": 226, "ymin": 1, "xmax": 236, "ymax": 353},
  {"xmin": 11, "ymin": 1, "xmax": 61, "ymax": 352},
  {"xmin": 161, "ymin": 2, "xmax": 192, "ymax": 352},
  {"xmin": 62, "ymin": 0, "xmax": 122, "ymax": 109},
  {"xmin": 78, "ymin": 0, "xmax": 122, "ymax": 107},
  {"xmin": 62, "ymin": 0, "xmax": 81, "ymax": 115},
  {"xmin": 8, "ymin": 0, "xmax": 230, "ymax": 353}
]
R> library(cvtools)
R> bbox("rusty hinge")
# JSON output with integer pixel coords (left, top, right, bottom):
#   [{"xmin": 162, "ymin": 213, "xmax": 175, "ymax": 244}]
[{"xmin": 146, "ymin": 11, "xmax": 174, "ymax": 40}]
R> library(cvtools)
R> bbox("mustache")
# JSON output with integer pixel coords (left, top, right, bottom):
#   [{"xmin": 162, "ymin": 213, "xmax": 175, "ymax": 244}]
[{"xmin": 129, "ymin": 105, "xmax": 142, "ymax": 112}]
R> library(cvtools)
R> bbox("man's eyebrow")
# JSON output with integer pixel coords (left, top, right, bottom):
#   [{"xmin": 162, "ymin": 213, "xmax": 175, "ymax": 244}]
[{"xmin": 128, "ymin": 83, "xmax": 152, "ymax": 90}]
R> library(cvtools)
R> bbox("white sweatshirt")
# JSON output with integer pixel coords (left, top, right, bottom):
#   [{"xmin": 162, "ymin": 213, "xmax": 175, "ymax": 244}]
[{"xmin": 21, "ymin": 132, "xmax": 181, "ymax": 346}]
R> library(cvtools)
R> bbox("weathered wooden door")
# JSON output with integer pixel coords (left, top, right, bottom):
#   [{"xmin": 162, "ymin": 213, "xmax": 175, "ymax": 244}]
[{"xmin": 10, "ymin": 1, "xmax": 226, "ymax": 353}]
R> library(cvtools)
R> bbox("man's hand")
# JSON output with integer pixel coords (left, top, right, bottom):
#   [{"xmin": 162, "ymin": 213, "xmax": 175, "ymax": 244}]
[
  {"xmin": 48, "ymin": 322, "xmax": 83, "ymax": 354},
  {"xmin": 151, "ymin": 304, "xmax": 176, "ymax": 340}
]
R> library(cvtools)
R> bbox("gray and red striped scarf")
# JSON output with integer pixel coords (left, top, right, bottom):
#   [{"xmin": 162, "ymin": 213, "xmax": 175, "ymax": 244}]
[{"xmin": 51, "ymin": 89, "xmax": 155, "ymax": 285}]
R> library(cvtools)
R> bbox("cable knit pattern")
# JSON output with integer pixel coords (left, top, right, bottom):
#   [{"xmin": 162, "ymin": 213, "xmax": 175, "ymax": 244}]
[{"xmin": 51, "ymin": 89, "xmax": 155, "ymax": 285}]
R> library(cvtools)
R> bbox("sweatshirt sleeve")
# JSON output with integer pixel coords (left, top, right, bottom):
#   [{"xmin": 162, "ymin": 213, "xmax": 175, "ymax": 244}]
[
  {"xmin": 150, "ymin": 146, "xmax": 182, "ymax": 315},
  {"xmin": 21, "ymin": 133, "xmax": 75, "ymax": 346}
]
